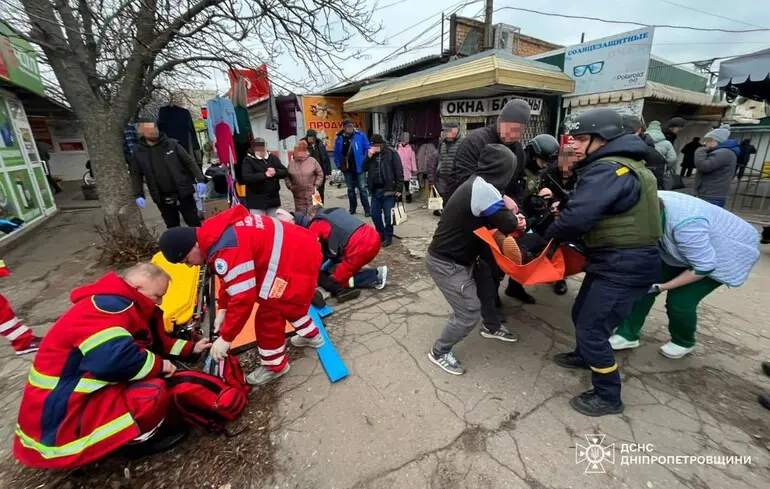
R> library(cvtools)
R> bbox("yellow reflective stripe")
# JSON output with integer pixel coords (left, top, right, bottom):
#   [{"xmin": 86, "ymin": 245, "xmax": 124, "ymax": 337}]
[
  {"xmin": 79, "ymin": 327, "xmax": 132, "ymax": 354},
  {"xmin": 590, "ymin": 363, "xmax": 618, "ymax": 374},
  {"xmin": 28, "ymin": 367, "xmax": 112, "ymax": 394},
  {"xmin": 169, "ymin": 339, "xmax": 187, "ymax": 356},
  {"xmin": 130, "ymin": 352, "xmax": 157, "ymax": 381},
  {"xmin": 15, "ymin": 413, "xmax": 135, "ymax": 459}
]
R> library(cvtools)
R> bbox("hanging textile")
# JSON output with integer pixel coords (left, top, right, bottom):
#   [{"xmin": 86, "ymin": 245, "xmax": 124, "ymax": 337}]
[
  {"xmin": 157, "ymin": 105, "xmax": 200, "ymax": 153},
  {"xmin": 276, "ymin": 94, "xmax": 301, "ymax": 141},
  {"xmin": 206, "ymin": 96, "xmax": 239, "ymax": 142},
  {"xmin": 265, "ymin": 88, "xmax": 279, "ymax": 131}
]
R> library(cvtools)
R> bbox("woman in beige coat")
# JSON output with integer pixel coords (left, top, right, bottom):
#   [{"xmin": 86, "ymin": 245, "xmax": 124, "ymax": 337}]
[{"xmin": 287, "ymin": 140, "xmax": 324, "ymax": 213}]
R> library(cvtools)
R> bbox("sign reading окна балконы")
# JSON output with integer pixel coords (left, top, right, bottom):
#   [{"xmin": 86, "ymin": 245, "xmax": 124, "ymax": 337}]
[
  {"xmin": 563, "ymin": 27, "xmax": 655, "ymax": 96},
  {"xmin": 441, "ymin": 95, "xmax": 543, "ymax": 118}
]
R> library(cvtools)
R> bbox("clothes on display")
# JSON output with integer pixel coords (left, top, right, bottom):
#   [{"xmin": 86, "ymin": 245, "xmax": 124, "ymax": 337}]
[
  {"xmin": 158, "ymin": 105, "xmax": 201, "ymax": 154},
  {"xmin": 233, "ymin": 106, "xmax": 253, "ymax": 183},
  {"xmin": 277, "ymin": 94, "xmax": 300, "ymax": 141},
  {"xmin": 206, "ymin": 96, "xmax": 240, "ymax": 142},
  {"xmin": 214, "ymin": 122, "xmax": 236, "ymax": 166}
]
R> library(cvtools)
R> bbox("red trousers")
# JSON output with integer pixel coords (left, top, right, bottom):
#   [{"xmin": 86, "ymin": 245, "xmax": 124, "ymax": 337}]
[
  {"xmin": 0, "ymin": 294, "xmax": 36, "ymax": 352},
  {"xmin": 255, "ymin": 302, "xmax": 319, "ymax": 373},
  {"xmin": 124, "ymin": 379, "xmax": 170, "ymax": 437},
  {"xmin": 331, "ymin": 225, "xmax": 382, "ymax": 287}
]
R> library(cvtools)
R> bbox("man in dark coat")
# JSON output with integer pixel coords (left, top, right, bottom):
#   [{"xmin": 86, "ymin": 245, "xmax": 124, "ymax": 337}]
[
  {"xmin": 364, "ymin": 134, "xmax": 403, "ymax": 247},
  {"xmin": 241, "ymin": 137, "xmax": 289, "ymax": 215},
  {"xmin": 736, "ymin": 138, "xmax": 757, "ymax": 179},
  {"xmin": 546, "ymin": 108, "xmax": 661, "ymax": 417},
  {"xmin": 663, "ymin": 117, "xmax": 686, "ymax": 144},
  {"xmin": 622, "ymin": 115, "xmax": 666, "ymax": 189},
  {"xmin": 131, "ymin": 121, "xmax": 207, "ymax": 228},
  {"xmin": 302, "ymin": 129, "xmax": 332, "ymax": 201},
  {"xmin": 680, "ymin": 137, "xmax": 700, "ymax": 178}
]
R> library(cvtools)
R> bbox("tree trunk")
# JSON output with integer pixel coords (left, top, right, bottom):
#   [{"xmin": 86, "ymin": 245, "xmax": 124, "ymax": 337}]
[{"xmin": 81, "ymin": 111, "xmax": 151, "ymax": 240}]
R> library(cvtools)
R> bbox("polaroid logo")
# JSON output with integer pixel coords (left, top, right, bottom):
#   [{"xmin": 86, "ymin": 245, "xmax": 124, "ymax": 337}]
[{"xmin": 617, "ymin": 71, "xmax": 645, "ymax": 81}]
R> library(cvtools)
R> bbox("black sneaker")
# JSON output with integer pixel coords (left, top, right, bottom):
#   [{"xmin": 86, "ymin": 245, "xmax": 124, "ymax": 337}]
[
  {"xmin": 762, "ymin": 361, "xmax": 770, "ymax": 377},
  {"xmin": 335, "ymin": 288, "xmax": 361, "ymax": 303},
  {"xmin": 761, "ymin": 226, "xmax": 770, "ymax": 244},
  {"xmin": 428, "ymin": 350, "xmax": 465, "ymax": 375},
  {"xmin": 553, "ymin": 280, "xmax": 568, "ymax": 296},
  {"xmin": 349, "ymin": 209, "xmax": 357, "ymax": 215},
  {"xmin": 759, "ymin": 394, "xmax": 770, "ymax": 411},
  {"xmin": 505, "ymin": 282, "xmax": 536, "ymax": 304},
  {"xmin": 569, "ymin": 390, "xmax": 624, "ymax": 417},
  {"xmin": 553, "ymin": 351, "xmax": 590, "ymax": 370},
  {"xmin": 480, "ymin": 325, "xmax": 519, "ymax": 343},
  {"xmin": 365, "ymin": 211, "xmax": 371, "ymax": 218},
  {"xmin": 382, "ymin": 238, "xmax": 393, "ymax": 247},
  {"xmin": 433, "ymin": 210, "xmax": 442, "ymax": 217}
]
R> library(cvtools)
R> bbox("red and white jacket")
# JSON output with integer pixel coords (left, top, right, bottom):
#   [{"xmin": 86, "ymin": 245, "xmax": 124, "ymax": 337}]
[{"xmin": 197, "ymin": 206, "xmax": 323, "ymax": 341}]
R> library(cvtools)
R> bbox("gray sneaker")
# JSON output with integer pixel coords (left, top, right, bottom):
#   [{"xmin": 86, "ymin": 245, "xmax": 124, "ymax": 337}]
[
  {"xmin": 246, "ymin": 364, "xmax": 291, "ymax": 386},
  {"xmin": 428, "ymin": 350, "xmax": 465, "ymax": 375},
  {"xmin": 290, "ymin": 334, "xmax": 325, "ymax": 349},
  {"xmin": 375, "ymin": 266, "xmax": 388, "ymax": 290},
  {"xmin": 480, "ymin": 325, "xmax": 519, "ymax": 343}
]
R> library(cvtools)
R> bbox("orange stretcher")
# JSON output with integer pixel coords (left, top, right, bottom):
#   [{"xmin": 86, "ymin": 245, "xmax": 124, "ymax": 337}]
[{"xmin": 474, "ymin": 228, "xmax": 586, "ymax": 286}]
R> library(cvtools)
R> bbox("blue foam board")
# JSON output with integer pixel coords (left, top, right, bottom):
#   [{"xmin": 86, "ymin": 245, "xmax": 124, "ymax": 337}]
[{"xmin": 309, "ymin": 306, "xmax": 348, "ymax": 383}]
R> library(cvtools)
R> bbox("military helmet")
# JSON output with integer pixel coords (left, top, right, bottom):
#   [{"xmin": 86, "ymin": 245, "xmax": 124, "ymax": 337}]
[
  {"xmin": 568, "ymin": 108, "xmax": 625, "ymax": 141},
  {"xmin": 526, "ymin": 134, "xmax": 560, "ymax": 160}
]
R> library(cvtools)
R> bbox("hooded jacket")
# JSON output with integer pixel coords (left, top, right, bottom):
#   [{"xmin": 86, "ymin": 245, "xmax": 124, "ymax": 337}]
[
  {"xmin": 130, "ymin": 133, "xmax": 205, "ymax": 203},
  {"xmin": 544, "ymin": 134, "xmax": 661, "ymax": 286},
  {"xmin": 445, "ymin": 125, "xmax": 526, "ymax": 201},
  {"xmin": 14, "ymin": 273, "xmax": 193, "ymax": 469},
  {"xmin": 396, "ymin": 143, "xmax": 417, "ymax": 181},
  {"xmin": 645, "ymin": 122, "xmax": 678, "ymax": 166},
  {"xmin": 196, "ymin": 206, "xmax": 322, "ymax": 342},
  {"xmin": 428, "ymin": 144, "xmax": 521, "ymax": 265},
  {"xmin": 694, "ymin": 140, "xmax": 740, "ymax": 201},
  {"xmin": 241, "ymin": 152, "xmax": 289, "ymax": 210}
]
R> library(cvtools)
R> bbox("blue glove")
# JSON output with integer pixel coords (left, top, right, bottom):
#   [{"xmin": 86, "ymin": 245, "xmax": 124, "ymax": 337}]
[
  {"xmin": 135, "ymin": 197, "xmax": 146, "ymax": 208},
  {"xmin": 196, "ymin": 182, "xmax": 207, "ymax": 196}
]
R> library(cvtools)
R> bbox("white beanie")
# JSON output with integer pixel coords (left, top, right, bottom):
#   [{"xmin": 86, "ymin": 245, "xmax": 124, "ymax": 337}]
[{"xmin": 704, "ymin": 127, "xmax": 730, "ymax": 144}]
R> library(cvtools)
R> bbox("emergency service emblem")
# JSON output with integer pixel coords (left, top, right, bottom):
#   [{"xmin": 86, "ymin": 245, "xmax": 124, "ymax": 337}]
[{"xmin": 214, "ymin": 258, "xmax": 228, "ymax": 275}]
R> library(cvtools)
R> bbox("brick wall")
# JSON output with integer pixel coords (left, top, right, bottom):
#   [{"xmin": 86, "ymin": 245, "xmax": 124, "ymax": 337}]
[
  {"xmin": 452, "ymin": 16, "xmax": 561, "ymax": 57},
  {"xmin": 514, "ymin": 34, "xmax": 561, "ymax": 57}
]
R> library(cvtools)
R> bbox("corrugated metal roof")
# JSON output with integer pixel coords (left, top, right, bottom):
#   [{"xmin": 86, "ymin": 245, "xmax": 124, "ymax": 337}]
[
  {"xmin": 344, "ymin": 50, "xmax": 574, "ymax": 112},
  {"xmin": 562, "ymin": 81, "xmax": 728, "ymax": 108}
]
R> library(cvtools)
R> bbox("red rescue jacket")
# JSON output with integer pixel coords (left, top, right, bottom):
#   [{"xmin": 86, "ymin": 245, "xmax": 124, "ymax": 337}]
[
  {"xmin": 199, "ymin": 206, "xmax": 322, "ymax": 341},
  {"xmin": 14, "ymin": 273, "xmax": 194, "ymax": 470}
]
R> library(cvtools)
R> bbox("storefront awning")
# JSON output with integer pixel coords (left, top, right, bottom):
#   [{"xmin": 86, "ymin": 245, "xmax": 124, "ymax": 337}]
[
  {"xmin": 344, "ymin": 50, "xmax": 575, "ymax": 112},
  {"xmin": 716, "ymin": 48, "xmax": 770, "ymax": 101},
  {"xmin": 562, "ymin": 81, "xmax": 728, "ymax": 109}
]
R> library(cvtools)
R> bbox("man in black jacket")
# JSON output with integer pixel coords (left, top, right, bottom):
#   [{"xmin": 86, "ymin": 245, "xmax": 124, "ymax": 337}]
[
  {"xmin": 302, "ymin": 130, "xmax": 332, "ymax": 201},
  {"xmin": 241, "ymin": 138, "xmax": 289, "ymax": 216},
  {"xmin": 364, "ymin": 134, "xmax": 403, "ymax": 247},
  {"xmin": 427, "ymin": 144, "xmax": 526, "ymax": 376},
  {"xmin": 131, "ymin": 121, "xmax": 207, "ymax": 228},
  {"xmin": 545, "ymin": 108, "xmax": 661, "ymax": 417},
  {"xmin": 435, "ymin": 122, "xmax": 463, "ymax": 212},
  {"xmin": 622, "ymin": 115, "xmax": 666, "ymax": 189}
]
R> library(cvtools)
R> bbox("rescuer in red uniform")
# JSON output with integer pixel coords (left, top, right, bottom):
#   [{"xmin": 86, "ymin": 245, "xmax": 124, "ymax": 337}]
[
  {"xmin": 280, "ymin": 206, "xmax": 387, "ymax": 303},
  {"xmin": 159, "ymin": 205, "xmax": 325, "ymax": 386},
  {"xmin": 14, "ymin": 263, "xmax": 212, "ymax": 470},
  {"xmin": 0, "ymin": 259, "xmax": 42, "ymax": 355}
]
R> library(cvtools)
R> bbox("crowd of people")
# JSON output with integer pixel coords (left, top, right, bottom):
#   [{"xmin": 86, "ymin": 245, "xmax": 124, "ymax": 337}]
[{"xmin": 3, "ymin": 98, "xmax": 768, "ymax": 473}]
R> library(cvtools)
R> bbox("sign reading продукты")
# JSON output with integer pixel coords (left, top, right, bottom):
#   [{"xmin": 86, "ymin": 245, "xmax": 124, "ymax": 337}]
[
  {"xmin": 563, "ymin": 27, "xmax": 655, "ymax": 97},
  {"xmin": 441, "ymin": 95, "xmax": 543, "ymax": 118}
]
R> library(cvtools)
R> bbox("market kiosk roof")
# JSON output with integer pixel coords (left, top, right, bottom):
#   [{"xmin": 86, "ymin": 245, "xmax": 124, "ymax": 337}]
[
  {"xmin": 343, "ymin": 50, "xmax": 575, "ymax": 112},
  {"xmin": 717, "ymin": 48, "xmax": 770, "ymax": 101}
]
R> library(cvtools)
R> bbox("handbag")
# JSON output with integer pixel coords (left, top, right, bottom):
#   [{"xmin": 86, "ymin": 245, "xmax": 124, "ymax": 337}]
[
  {"xmin": 663, "ymin": 167, "xmax": 685, "ymax": 190},
  {"xmin": 408, "ymin": 178, "xmax": 420, "ymax": 194},
  {"xmin": 428, "ymin": 186, "xmax": 443, "ymax": 210},
  {"xmin": 391, "ymin": 201, "xmax": 408, "ymax": 225}
]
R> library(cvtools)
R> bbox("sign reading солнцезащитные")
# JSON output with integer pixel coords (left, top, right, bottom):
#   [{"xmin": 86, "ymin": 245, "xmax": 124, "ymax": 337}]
[
  {"xmin": 563, "ymin": 27, "xmax": 655, "ymax": 96},
  {"xmin": 440, "ymin": 95, "xmax": 543, "ymax": 118}
]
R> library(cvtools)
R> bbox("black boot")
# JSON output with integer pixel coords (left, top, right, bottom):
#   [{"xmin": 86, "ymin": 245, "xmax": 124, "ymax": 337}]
[
  {"xmin": 383, "ymin": 237, "xmax": 393, "ymax": 247},
  {"xmin": 762, "ymin": 227, "xmax": 770, "ymax": 245},
  {"xmin": 569, "ymin": 390, "xmax": 624, "ymax": 417},
  {"xmin": 433, "ymin": 210, "xmax": 442, "ymax": 217},
  {"xmin": 505, "ymin": 280, "xmax": 536, "ymax": 304},
  {"xmin": 759, "ymin": 394, "xmax": 770, "ymax": 411},
  {"xmin": 335, "ymin": 288, "xmax": 361, "ymax": 303},
  {"xmin": 762, "ymin": 361, "xmax": 770, "ymax": 377},
  {"xmin": 405, "ymin": 194, "xmax": 412, "ymax": 204},
  {"xmin": 553, "ymin": 351, "xmax": 590, "ymax": 370},
  {"xmin": 121, "ymin": 424, "xmax": 189, "ymax": 459},
  {"xmin": 553, "ymin": 280, "xmax": 568, "ymax": 295}
]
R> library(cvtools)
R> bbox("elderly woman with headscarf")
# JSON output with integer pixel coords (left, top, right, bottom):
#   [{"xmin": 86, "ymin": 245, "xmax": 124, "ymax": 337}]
[
  {"xmin": 610, "ymin": 191, "xmax": 760, "ymax": 359},
  {"xmin": 286, "ymin": 140, "xmax": 324, "ymax": 214}
]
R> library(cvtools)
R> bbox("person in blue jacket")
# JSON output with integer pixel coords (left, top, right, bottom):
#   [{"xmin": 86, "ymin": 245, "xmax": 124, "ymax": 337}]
[
  {"xmin": 334, "ymin": 120, "xmax": 371, "ymax": 216},
  {"xmin": 545, "ymin": 108, "xmax": 662, "ymax": 417}
]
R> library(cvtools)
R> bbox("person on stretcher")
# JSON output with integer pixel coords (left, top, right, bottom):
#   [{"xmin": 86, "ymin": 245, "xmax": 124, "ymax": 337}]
[
  {"xmin": 159, "ymin": 205, "xmax": 325, "ymax": 386},
  {"xmin": 276, "ymin": 206, "xmax": 388, "ymax": 302},
  {"xmin": 14, "ymin": 263, "xmax": 214, "ymax": 470}
]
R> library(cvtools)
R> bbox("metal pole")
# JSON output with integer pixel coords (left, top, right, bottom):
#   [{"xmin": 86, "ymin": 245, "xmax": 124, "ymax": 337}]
[
  {"xmin": 441, "ymin": 12, "xmax": 445, "ymax": 54},
  {"xmin": 580, "ymin": 32, "xmax": 585, "ymax": 43},
  {"xmin": 484, "ymin": 0, "xmax": 494, "ymax": 50}
]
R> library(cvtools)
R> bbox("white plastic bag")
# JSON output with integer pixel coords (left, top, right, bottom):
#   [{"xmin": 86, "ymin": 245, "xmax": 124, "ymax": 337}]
[{"xmin": 428, "ymin": 186, "xmax": 443, "ymax": 210}]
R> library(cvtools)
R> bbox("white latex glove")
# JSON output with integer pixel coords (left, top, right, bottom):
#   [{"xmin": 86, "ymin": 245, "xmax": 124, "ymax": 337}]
[
  {"xmin": 210, "ymin": 337, "xmax": 231, "ymax": 362},
  {"xmin": 214, "ymin": 309, "xmax": 226, "ymax": 333}
]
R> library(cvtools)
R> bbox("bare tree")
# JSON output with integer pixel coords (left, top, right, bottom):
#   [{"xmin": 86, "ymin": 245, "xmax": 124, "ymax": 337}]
[{"xmin": 0, "ymin": 0, "xmax": 378, "ymax": 240}]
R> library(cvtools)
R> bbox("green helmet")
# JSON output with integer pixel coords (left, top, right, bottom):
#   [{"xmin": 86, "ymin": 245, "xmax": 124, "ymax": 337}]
[
  {"xmin": 568, "ymin": 108, "xmax": 625, "ymax": 141},
  {"xmin": 526, "ymin": 134, "xmax": 560, "ymax": 161}
]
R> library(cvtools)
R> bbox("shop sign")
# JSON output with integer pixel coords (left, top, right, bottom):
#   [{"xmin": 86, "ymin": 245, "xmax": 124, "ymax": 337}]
[
  {"xmin": 441, "ymin": 95, "xmax": 543, "ymax": 117},
  {"xmin": 0, "ymin": 22, "xmax": 44, "ymax": 96},
  {"xmin": 563, "ymin": 27, "xmax": 654, "ymax": 96},
  {"xmin": 302, "ymin": 96, "xmax": 367, "ymax": 151},
  {"xmin": 0, "ymin": 99, "xmax": 24, "ymax": 167}
]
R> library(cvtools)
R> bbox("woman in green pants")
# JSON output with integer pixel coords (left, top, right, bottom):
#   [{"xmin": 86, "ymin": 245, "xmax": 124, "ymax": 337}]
[{"xmin": 610, "ymin": 191, "xmax": 760, "ymax": 359}]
